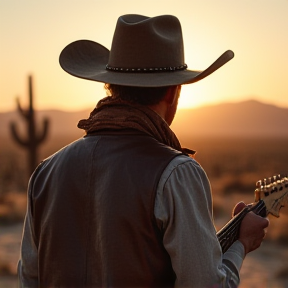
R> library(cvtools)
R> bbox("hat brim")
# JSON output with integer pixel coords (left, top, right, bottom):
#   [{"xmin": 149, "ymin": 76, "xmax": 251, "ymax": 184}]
[{"xmin": 59, "ymin": 40, "xmax": 234, "ymax": 87}]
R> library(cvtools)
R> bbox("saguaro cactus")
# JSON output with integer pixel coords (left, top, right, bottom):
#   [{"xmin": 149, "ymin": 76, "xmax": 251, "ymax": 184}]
[{"xmin": 10, "ymin": 75, "xmax": 49, "ymax": 175}]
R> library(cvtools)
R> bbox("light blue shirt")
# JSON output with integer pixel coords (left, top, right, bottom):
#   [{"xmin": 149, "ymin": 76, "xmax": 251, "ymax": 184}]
[{"xmin": 154, "ymin": 155, "xmax": 245, "ymax": 287}]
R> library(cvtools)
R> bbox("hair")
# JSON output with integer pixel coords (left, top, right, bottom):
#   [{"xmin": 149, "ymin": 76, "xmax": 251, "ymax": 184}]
[{"xmin": 104, "ymin": 84, "xmax": 174, "ymax": 106}]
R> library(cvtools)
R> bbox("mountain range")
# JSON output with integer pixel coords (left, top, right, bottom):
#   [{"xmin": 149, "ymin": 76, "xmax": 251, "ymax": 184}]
[
  {"xmin": 172, "ymin": 99, "xmax": 288, "ymax": 138},
  {"xmin": 1, "ymin": 100, "xmax": 287, "ymax": 142}
]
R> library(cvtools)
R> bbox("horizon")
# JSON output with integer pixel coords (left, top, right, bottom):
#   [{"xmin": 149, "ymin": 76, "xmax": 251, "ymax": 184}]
[
  {"xmin": 1, "ymin": 96, "xmax": 287, "ymax": 141},
  {"xmin": 1, "ymin": 97, "xmax": 287, "ymax": 114}
]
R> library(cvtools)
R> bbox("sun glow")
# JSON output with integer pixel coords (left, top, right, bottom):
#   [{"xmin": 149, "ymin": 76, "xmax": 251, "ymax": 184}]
[{"xmin": 178, "ymin": 84, "xmax": 209, "ymax": 109}]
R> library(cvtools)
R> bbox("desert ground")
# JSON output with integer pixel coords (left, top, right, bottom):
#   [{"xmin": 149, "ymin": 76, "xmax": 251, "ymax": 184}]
[{"xmin": 1, "ymin": 136, "xmax": 288, "ymax": 287}]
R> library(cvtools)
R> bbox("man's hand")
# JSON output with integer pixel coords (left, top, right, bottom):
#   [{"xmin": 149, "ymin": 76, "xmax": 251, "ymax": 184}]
[{"xmin": 232, "ymin": 202, "xmax": 269, "ymax": 255}]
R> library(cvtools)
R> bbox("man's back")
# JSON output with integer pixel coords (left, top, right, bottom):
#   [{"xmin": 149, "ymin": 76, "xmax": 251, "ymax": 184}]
[{"xmin": 24, "ymin": 132, "xmax": 182, "ymax": 287}]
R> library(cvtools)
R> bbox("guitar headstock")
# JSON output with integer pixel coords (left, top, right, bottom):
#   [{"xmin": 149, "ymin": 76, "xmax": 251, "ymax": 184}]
[{"xmin": 255, "ymin": 174, "xmax": 288, "ymax": 217}]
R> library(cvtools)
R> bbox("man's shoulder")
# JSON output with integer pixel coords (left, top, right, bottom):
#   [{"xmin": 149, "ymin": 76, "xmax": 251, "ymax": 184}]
[
  {"xmin": 43, "ymin": 137, "xmax": 86, "ymax": 160},
  {"xmin": 159, "ymin": 154, "xmax": 208, "ymax": 188},
  {"xmin": 166, "ymin": 154, "xmax": 202, "ymax": 170},
  {"xmin": 35, "ymin": 137, "xmax": 93, "ymax": 172}
]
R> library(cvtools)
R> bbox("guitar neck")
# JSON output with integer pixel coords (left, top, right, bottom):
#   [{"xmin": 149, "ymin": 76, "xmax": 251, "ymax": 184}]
[{"xmin": 216, "ymin": 200, "xmax": 267, "ymax": 253}]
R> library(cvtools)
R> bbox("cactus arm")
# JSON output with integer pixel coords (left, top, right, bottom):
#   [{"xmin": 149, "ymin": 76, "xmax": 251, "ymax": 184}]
[
  {"xmin": 10, "ymin": 121, "xmax": 29, "ymax": 147},
  {"xmin": 16, "ymin": 97, "xmax": 29, "ymax": 120}
]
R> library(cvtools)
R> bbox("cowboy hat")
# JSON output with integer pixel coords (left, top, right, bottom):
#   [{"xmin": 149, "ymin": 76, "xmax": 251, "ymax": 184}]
[{"xmin": 59, "ymin": 14, "xmax": 234, "ymax": 87}]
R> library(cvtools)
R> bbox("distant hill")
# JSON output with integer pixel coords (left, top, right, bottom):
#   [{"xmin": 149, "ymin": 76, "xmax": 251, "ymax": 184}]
[
  {"xmin": 1, "ymin": 100, "xmax": 287, "ymax": 142},
  {"xmin": 0, "ymin": 109, "xmax": 90, "ymax": 140},
  {"xmin": 172, "ymin": 99, "xmax": 288, "ymax": 138}
]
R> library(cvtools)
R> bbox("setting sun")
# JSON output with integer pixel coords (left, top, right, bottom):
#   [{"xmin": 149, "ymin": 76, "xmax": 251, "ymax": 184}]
[{"xmin": 178, "ymin": 84, "xmax": 204, "ymax": 109}]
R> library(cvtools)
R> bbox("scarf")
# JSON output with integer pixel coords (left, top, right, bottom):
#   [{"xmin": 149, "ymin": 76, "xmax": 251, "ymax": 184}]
[{"xmin": 78, "ymin": 96, "xmax": 195, "ymax": 156}]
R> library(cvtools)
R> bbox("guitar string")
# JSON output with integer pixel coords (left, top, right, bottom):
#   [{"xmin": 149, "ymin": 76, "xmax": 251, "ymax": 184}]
[
  {"xmin": 219, "ymin": 178, "xmax": 288, "ymax": 241},
  {"xmin": 218, "ymin": 180, "xmax": 288, "ymax": 252},
  {"xmin": 217, "ymin": 201, "xmax": 265, "ymax": 237},
  {"xmin": 218, "ymin": 201, "xmax": 266, "ymax": 242},
  {"xmin": 218, "ymin": 202, "xmax": 267, "ymax": 253},
  {"xmin": 219, "ymin": 201, "xmax": 268, "ymax": 252},
  {"xmin": 217, "ymin": 201, "xmax": 266, "ymax": 241},
  {"xmin": 218, "ymin": 207, "xmax": 255, "ymax": 251}
]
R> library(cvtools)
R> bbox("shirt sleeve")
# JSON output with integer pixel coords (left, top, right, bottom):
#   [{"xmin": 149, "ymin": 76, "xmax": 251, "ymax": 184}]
[{"xmin": 154, "ymin": 155, "xmax": 245, "ymax": 287}]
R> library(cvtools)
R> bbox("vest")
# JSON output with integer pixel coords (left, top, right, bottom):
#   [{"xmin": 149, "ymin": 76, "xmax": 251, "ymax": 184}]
[{"xmin": 30, "ymin": 131, "xmax": 183, "ymax": 287}]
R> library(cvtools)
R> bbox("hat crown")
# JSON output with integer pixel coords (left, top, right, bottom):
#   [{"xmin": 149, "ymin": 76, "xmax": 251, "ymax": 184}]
[{"xmin": 108, "ymin": 14, "xmax": 185, "ymax": 69}]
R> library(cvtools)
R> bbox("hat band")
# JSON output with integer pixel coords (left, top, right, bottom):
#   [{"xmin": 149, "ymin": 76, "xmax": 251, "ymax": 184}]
[{"xmin": 106, "ymin": 64, "xmax": 188, "ymax": 73}]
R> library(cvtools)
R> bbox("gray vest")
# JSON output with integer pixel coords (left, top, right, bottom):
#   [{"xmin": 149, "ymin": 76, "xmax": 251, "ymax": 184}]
[{"xmin": 30, "ymin": 131, "xmax": 184, "ymax": 287}]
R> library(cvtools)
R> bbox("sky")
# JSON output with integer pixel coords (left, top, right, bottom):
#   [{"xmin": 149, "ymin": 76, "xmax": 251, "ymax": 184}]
[{"xmin": 1, "ymin": 0, "xmax": 288, "ymax": 112}]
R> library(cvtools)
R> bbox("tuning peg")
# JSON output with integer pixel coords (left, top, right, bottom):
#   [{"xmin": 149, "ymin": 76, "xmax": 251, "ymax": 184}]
[
  {"xmin": 255, "ymin": 188, "xmax": 261, "ymax": 202},
  {"xmin": 256, "ymin": 180, "xmax": 262, "ymax": 188},
  {"xmin": 277, "ymin": 174, "xmax": 282, "ymax": 182},
  {"xmin": 267, "ymin": 177, "xmax": 272, "ymax": 184}
]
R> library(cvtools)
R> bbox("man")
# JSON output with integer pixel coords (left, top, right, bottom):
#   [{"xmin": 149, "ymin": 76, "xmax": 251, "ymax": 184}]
[{"xmin": 18, "ymin": 14, "xmax": 269, "ymax": 287}]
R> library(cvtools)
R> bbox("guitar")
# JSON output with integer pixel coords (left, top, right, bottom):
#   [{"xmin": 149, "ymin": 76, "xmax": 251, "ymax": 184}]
[{"xmin": 217, "ymin": 174, "xmax": 288, "ymax": 253}]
